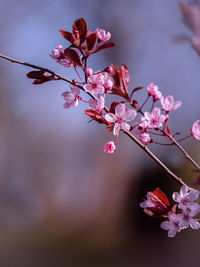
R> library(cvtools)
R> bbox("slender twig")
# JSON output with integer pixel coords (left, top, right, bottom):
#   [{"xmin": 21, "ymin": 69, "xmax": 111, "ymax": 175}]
[
  {"xmin": 163, "ymin": 131, "xmax": 200, "ymax": 172},
  {"xmin": 0, "ymin": 53, "xmax": 192, "ymax": 188}
]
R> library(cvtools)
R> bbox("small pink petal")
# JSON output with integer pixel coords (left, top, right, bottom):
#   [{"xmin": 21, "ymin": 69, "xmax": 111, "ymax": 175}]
[
  {"xmin": 105, "ymin": 113, "xmax": 117, "ymax": 123},
  {"xmin": 115, "ymin": 103, "xmax": 126, "ymax": 118}
]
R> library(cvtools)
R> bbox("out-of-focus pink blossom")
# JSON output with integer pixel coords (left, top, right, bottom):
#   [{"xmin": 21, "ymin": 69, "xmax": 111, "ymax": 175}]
[
  {"xmin": 161, "ymin": 95, "xmax": 182, "ymax": 112},
  {"xmin": 62, "ymin": 84, "xmax": 80, "ymax": 109},
  {"xmin": 191, "ymin": 120, "xmax": 200, "ymax": 140},
  {"xmin": 146, "ymin": 82, "xmax": 162, "ymax": 101},
  {"xmin": 172, "ymin": 185, "xmax": 200, "ymax": 211},
  {"xmin": 139, "ymin": 133, "xmax": 151, "ymax": 145},
  {"xmin": 89, "ymin": 96, "xmax": 105, "ymax": 112},
  {"xmin": 144, "ymin": 107, "xmax": 165, "ymax": 129},
  {"xmin": 96, "ymin": 28, "xmax": 111, "ymax": 42},
  {"xmin": 105, "ymin": 103, "xmax": 137, "ymax": 136},
  {"xmin": 160, "ymin": 212, "xmax": 187, "ymax": 238},
  {"xmin": 104, "ymin": 141, "xmax": 116, "ymax": 153},
  {"xmin": 84, "ymin": 71, "xmax": 105, "ymax": 94}
]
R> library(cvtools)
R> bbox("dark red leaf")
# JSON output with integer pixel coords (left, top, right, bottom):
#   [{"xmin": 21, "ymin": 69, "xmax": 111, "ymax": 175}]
[
  {"xmin": 108, "ymin": 102, "xmax": 120, "ymax": 114},
  {"xmin": 59, "ymin": 30, "xmax": 74, "ymax": 43},
  {"xmin": 105, "ymin": 64, "xmax": 129, "ymax": 100},
  {"xmin": 93, "ymin": 42, "xmax": 115, "ymax": 54},
  {"xmin": 26, "ymin": 70, "xmax": 45, "ymax": 79},
  {"xmin": 86, "ymin": 32, "xmax": 97, "ymax": 51},
  {"xmin": 119, "ymin": 64, "xmax": 129, "ymax": 94},
  {"xmin": 72, "ymin": 18, "xmax": 87, "ymax": 44},
  {"xmin": 27, "ymin": 71, "xmax": 54, "ymax": 84},
  {"xmin": 84, "ymin": 109, "xmax": 107, "ymax": 124},
  {"xmin": 64, "ymin": 48, "xmax": 82, "ymax": 66},
  {"xmin": 152, "ymin": 188, "xmax": 170, "ymax": 209}
]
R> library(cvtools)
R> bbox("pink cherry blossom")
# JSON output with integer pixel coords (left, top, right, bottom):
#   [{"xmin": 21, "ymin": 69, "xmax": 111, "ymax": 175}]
[
  {"xmin": 62, "ymin": 84, "xmax": 80, "ymax": 109},
  {"xmin": 146, "ymin": 82, "xmax": 162, "ymax": 101},
  {"xmin": 89, "ymin": 96, "xmax": 105, "ymax": 112},
  {"xmin": 160, "ymin": 212, "xmax": 186, "ymax": 237},
  {"xmin": 84, "ymin": 71, "xmax": 105, "ymax": 94},
  {"xmin": 191, "ymin": 120, "xmax": 200, "ymax": 140},
  {"xmin": 96, "ymin": 28, "xmax": 111, "ymax": 42},
  {"xmin": 139, "ymin": 133, "xmax": 151, "ymax": 145},
  {"xmin": 50, "ymin": 45, "xmax": 72, "ymax": 67},
  {"xmin": 172, "ymin": 185, "xmax": 200, "ymax": 211},
  {"xmin": 105, "ymin": 103, "xmax": 137, "ymax": 136},
  {"xmin": 160, "ymin": 95, "xmax": 182, "ymax": 112},
  {"xmin": 144, "ymin": 107, "xmax": 165, "ymax": 129},
  {"xmin": 104, "ymin": 141, "xmax": 116, "ymax": 154}
]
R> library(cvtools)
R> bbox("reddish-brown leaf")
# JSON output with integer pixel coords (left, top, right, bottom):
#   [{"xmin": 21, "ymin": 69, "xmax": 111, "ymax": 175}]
[
  {"xmin": 72, "ymin": 18, "xmax": 87, "ymax": 44},
  {"xmin": 119, "ymin": 64, "xmax": 129, "ymax": 94},
  {"xmin": 108, "ymin": 102, "xmax": 120, "ymax": 114},
  {"xmin": 84, "ymin": 109, "xmax": 107, "ymax": 124},
  {"xmin": 59, "ymin": 30, "xmax": 74, "ymax": 43},
  {"xmin": 93, "ymin": 42, "xmax": 115, "ymax": 54},
  {"xmin": 86, "ymin": 32, "xmax": 97, "ymax": 51},
  {"xmin": 64, "ymin": 48, "xmax": 82, "ymax": 66},
  {"xmin": 26, "ymin": 70, "xmax": 46, "ymax": 79}
]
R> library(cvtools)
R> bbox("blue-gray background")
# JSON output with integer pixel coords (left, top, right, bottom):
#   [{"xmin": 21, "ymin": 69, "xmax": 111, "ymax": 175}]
[{"xmin": 0, "ymin": 0, "xmax": 200, "ymax": 266}]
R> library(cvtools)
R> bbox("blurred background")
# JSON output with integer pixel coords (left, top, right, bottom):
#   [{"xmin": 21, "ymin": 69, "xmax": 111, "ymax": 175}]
[{"xmin": 0, "ymin": 0, "xmax": 200, "ymax": 266}]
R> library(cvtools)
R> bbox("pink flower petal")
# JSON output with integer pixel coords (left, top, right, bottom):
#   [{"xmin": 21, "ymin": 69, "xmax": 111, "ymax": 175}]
[
  {"xmin": 121, "ymin": 122, "xmax": 130, "ymax": 132},
  {"xmin": 105, "ymin": 113, "xmax": 117, "ymax": 123},
  {"xmin": 115, "ymin": 103, "xmax": 126, "ymax": 118},
  {"xmin": 113, "ymin": 123, "xmax": 121, "ymax": 136},
  {"xmin": 123, "ymin": 109, "xmax": 137, "ymax": 122}
]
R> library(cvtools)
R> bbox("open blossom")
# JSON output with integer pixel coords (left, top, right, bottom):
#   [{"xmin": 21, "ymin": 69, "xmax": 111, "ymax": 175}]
[
  {"xmin": 160, "ymin": 95, "xmax": 182, "ymax": 112},
  {"xmin": 144, "ymin": 107, "xmax": 165, "ymax": 129},
  {"xmin": 172, "ymin": 185, "xmax": 200, "ymax": 211},
  {"xmin": 50, "ymin": 45, "xmax": 72, "ymax": 67},
  {"xmin": 160, "ymin": 212, "xmax": 187, "ymax": 238},
  {"xmin": 62, "ymin": 84, "xmax": 80, "ymax": 109},
  {"xmin": 96, "ymin": 28, "xmax": 111, "ymax": 42},
  {"xmin": 146, "ymin": 82, "xmax": 162, "ymax": 101},
  {"xmin": 89, "ymin": 96, "xmax": 105, "ymax": 112},
  {"xmin": 191, "ymin": 120, "xmax": 200, "ymax": 140},
  {"xmin": 84, "ymin": 71, "xmax": 105, "ymax": 94},
  {"xmin": 139, "ymin": 133, "xmax": 151, "ymax": 145},
  {"xmin": 105, "ymin": 103, "xmax": 137, "ymax": 136},
  {"xmin": 104, "ymin": 141, "xmax": 116, "ymax": 153}
]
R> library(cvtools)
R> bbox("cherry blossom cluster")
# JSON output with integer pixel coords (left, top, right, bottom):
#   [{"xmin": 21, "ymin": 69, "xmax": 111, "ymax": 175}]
[
  {"xmin": 1, "ymin": 17, "xmax": 200, "ymax": 238},
  {"xmin": 140, "ymin": 186, "xmax": 200, "ymax": 237}
]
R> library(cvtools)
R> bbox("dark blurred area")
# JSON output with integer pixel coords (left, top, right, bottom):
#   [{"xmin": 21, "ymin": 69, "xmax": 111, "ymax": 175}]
[{"xmin": 1, "ymin": 0, "xmax": 200, "ymax": 266}]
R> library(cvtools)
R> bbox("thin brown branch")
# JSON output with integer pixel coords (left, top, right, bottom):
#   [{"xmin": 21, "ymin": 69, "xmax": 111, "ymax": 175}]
[{"xmin": 0, "ymin": 53, "xmax": 192, "ymax": 189}]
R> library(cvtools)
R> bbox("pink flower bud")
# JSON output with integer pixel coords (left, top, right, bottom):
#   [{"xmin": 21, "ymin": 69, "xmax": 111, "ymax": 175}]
[
  {"xmin": 104, "ymin": 65, "xmax": 113, "ymax": 73},
  {"xmin": 104, "ymin": 79, "xmax": 113, "ymax": 90},
  {"xmin": 85, "ymin": 68, "xmax": 93, "ymax": 77},
  {"xmin": 139, "ymin": 133, "xmax": 151, "ymax": 145},
  {"xmin": 104, "ymin": 141, "xmax": 116, "ymax": 153}
]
